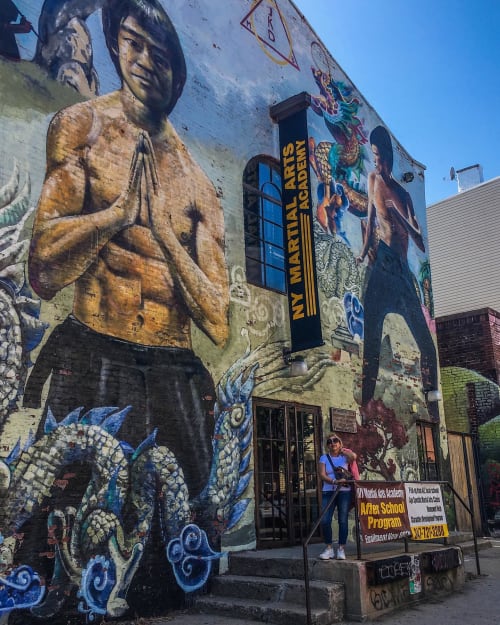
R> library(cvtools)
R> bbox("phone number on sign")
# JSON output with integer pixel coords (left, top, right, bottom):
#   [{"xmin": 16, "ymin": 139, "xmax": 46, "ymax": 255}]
[{"xmin": 411, "ymin": 525, "xmax": 447, "ymax": 540}]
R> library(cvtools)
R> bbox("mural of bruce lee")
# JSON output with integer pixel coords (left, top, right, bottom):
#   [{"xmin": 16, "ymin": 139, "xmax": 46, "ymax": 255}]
[
  {"xmin": 24, "ymin": 0, "xmax": 229, "ymax": 497},
  {"xmin": 356, "ymin": 125, "xmax": 438, "ymax": 418}
]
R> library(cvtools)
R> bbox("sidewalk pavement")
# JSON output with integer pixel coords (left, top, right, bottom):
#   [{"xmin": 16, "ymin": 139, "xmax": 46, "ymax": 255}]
[{"xmin": 112, "ymin": 538, "xmax": 498, "ymax": 625}]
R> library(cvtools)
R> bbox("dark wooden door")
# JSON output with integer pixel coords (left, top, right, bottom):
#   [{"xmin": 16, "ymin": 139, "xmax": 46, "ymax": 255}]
[
  {"xmin": 448, "ymin": 432, "xmax": 482, "ymax": 535},
  {"xmin": 254, "ymin": 399, "xmax": 321, "ymax": 547}
]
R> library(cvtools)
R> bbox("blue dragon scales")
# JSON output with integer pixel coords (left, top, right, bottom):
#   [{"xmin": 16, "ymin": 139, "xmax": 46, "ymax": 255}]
[{"xmin": 0, "ymin": 362, "xmax": 256, "ymax": 621}]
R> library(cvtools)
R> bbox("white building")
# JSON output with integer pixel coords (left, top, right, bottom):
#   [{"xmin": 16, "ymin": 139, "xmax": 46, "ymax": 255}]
[{"xmin": 427, "ymin": 175, "xmax": 500, "ymax": 318}]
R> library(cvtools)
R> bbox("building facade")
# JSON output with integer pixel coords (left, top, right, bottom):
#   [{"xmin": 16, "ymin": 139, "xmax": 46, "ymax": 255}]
[
  {"xmin": 428, "ymin": 173, "xmax": 500, "ymax": 534},
  {"xmin": 427, "ymin": 176, "xmax": 500, "ymax": 318},
  {"xmin": 0, "ymin": 1, "xmax": 444, "ymax": 621}
]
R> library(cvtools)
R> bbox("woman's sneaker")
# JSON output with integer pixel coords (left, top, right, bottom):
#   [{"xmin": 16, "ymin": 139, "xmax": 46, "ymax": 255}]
[
  {"xmin": 319, "ymin": 546, "xmax": 334, "ymax": 560},
  {"xmin": 336, "ymin": 546, "xmax": 346, "ymax": 560}
]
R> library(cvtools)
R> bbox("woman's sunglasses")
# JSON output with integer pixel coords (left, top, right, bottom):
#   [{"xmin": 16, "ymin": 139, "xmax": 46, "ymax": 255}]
[{"xmin": 327, "ymin": 438, "xmax": 340, "ymax": 445}]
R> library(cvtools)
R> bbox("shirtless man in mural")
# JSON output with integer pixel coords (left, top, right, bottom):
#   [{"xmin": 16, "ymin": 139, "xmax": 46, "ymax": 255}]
[
  {"xmin": 356, "ymin": 125, "xmax": 438, "ymax": 418},
  {"xmin": 25, "ymin": 0, "xmax": 229, "ymax": 496}
]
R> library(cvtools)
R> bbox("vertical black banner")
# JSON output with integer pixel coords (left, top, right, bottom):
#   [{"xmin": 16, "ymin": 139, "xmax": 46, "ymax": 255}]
[{"xmin": 277, "ymin": 107, "xmax": 323, "ymax": 352}]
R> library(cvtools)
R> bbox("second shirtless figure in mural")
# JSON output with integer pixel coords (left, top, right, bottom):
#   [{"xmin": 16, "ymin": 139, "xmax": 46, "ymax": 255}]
[
  {"xmin": 356, "ymin": 125, "xmax": 438, "ymax": 419},
  {"xmin": 25, "ymin": 0, "xmax": 229, "ymax": 496}
]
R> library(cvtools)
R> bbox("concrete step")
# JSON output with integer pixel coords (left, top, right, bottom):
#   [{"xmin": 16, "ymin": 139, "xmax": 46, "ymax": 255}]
[
  {"xmin": 445, "ymin": 531, "xmax": 474, "ymax": 544},
  {"xmin": 459, "ymin": 537, "xmax": 493, "ymax": 555},
  {"xmin": 209, "ymin": 574, "xmax": 344, "ymax": 608},
  {"xmin": 191, "ymin": 539, "xmax": 492, "ymax": 624},
  {"xmin": 229, "ymin": 553, "xmax": 306, "ymax": 579},
  {"xmin": 193, "ymin": 594, "xmax": 343, "ymax": 625}
]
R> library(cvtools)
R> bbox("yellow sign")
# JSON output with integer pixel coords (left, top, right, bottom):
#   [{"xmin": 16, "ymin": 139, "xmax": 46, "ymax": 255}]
[
  {"xmin": 405, "ymin": 482, "xmax": 449, "ymax": 541},
  {"xmin": 410, "ymin": 524, "xmax": 448, "ymax": 540}
]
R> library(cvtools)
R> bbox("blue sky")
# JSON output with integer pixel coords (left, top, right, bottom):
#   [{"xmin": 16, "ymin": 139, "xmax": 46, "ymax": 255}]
[{"xmin": 293, "ymin": 0, "xmax": 500, "ymax": 206}]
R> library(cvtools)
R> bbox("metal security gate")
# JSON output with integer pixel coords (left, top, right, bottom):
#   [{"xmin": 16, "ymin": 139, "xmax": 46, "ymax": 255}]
[{"xmin": 254, "ymin": 399, "xmax": 322, "ymax": 547}]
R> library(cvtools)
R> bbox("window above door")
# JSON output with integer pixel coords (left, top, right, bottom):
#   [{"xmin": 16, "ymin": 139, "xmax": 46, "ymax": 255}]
[{"xmin": 243, "ymin": 156, "xmax": 285, "ymax": 293}]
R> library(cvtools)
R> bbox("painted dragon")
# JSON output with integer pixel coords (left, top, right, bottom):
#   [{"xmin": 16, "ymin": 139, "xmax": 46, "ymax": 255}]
[
  {"xmin": 0, "ymin": 160, "xmax": 46, "ymax": 430},
  {"xmin": 0, "ymin": 361, "xmax": 256, "ymax": 621}
]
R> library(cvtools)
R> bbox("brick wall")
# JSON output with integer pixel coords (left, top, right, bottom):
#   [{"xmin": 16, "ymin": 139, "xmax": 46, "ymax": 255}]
[{"xmin": 436, "ymin": 308, "xmax": 500, "ymax": 385}]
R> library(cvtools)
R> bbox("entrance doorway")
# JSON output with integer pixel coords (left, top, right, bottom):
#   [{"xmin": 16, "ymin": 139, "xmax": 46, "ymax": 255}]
[
  {"xmin": 254, "ymin": 399, "xmax": 322, "ymax": 547},
  {"xmin": 416, "ymin": 421, "xmax": 439, "ymax": 481}
]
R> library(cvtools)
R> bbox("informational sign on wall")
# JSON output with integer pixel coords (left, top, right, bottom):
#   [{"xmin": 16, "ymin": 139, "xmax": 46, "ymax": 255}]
[
  {"xmin": 329, "ymin": 407, "xmax": 357, "ymax": 433},
  {"xmin": 405, "ymin": 482, "xmax": 449, "ymax": 540}
]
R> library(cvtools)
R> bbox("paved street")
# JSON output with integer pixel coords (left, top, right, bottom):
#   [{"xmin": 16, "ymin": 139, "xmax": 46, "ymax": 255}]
[{"xmin": 112, "ymin": 540, "xmax": 499, "ymax": 625}]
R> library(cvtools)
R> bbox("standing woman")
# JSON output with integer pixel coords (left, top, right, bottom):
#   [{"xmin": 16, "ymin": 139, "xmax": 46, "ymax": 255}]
[{"xmin": 318, "ymin": 433, "xmax": 359, "ymax": 560}]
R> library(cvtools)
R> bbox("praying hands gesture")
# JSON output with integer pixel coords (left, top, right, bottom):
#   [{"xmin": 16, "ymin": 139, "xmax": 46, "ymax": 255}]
[{"xmin": 30, "ymin": 87, "xmax": 229, "ymax": 347}]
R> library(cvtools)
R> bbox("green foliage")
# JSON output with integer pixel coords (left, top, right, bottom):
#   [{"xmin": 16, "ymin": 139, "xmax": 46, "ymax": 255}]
[
  {"xmin": 441, "ymin": 367, "xmax": 500, "ymax": 432},
  {"xmin": 479, "ymin": 416, "xmax": 500, "ymax": 462}
]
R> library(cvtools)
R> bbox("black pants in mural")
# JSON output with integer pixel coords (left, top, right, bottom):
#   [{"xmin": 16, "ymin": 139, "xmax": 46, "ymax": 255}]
[
  {"xmin": 24, "ymin": 314, "xmax": 215, "ymax": 496},
  {"xmin": 22, "ymin": 315, "xmax": 217, "ymax": 617},
  {"xmin": 361, "ymin": 241, "xmax": 438, "ymax": 406}
]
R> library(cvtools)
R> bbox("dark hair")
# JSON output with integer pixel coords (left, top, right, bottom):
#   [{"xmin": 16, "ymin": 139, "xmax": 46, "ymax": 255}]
[
  {"xmin": 102, "ymin": 0, "xmax": 186, "ymax": 114},
  {"xmin": 369, "ymin": 125, "xmax": 393, "ymax": 171}
]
